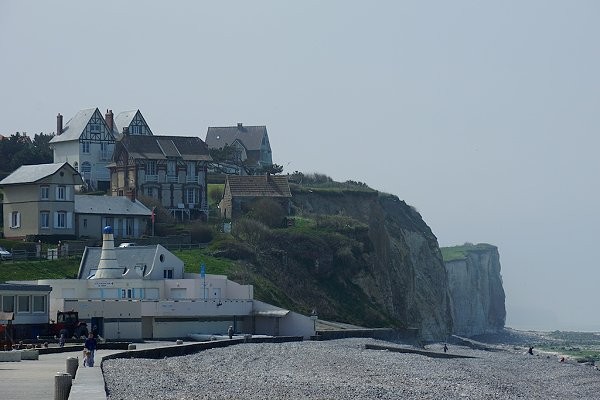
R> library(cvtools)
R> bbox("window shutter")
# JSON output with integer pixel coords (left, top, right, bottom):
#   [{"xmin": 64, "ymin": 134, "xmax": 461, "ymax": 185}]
[
  {"xmin": 8, "ymin": 213, "xmax": 12, "ymax": 228},
  {"xmin": 16, "ymin": 212, "xmax": 20, "ymax": 228},
  {"xmin": 54, "ymin": 212, "xmax": 58, "ymax": 228},
  {"xmin": 67, "ymin": 212, "xmax": 73, "ymax": 229},
  {"xmin": 55, "ymin": 187, "xmax": 60, "ymax": 199},
  {"xmin": 66, "ymin": 186, "xmax": 71, "ymax": 200}
]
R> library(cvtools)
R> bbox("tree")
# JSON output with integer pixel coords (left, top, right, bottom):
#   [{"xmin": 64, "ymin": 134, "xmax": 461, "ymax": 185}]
[
  {"xmin": 259, "ymin": 163, "xmax": 283, "ymax": 175},
  {"xmin": 0, "ymin": 132, "xmax": 54, "ymax": 173}
]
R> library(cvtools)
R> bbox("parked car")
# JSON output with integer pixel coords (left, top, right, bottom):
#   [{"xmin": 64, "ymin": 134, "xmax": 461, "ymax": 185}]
[
  {"xmin": 0, "ymin": 247, "xmax": 12, "ymax": 260},
  {"xmin": 118, "ymin": 243, "xmax": 137, "ymax": 248}
]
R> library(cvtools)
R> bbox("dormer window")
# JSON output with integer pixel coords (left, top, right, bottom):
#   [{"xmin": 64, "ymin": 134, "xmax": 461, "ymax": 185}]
[
  {"xmin": 131, "ymin": 125, "xmax": 141, "ymax": 134},
  {"xmin": 90, "ymin": 124, "xmax": 101, "ymax": 133}
]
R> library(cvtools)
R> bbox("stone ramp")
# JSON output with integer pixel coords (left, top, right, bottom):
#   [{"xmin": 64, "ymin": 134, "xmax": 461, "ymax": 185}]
[{"xmin": 364, "ymin": 343, "xmax": 478, "ymax": 359}]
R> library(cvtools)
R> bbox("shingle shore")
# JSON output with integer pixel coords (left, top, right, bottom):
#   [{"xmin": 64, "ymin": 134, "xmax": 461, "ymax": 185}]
[{"xmin": 103, "ymin": 338, "xmax": 600, "ymax": 400}]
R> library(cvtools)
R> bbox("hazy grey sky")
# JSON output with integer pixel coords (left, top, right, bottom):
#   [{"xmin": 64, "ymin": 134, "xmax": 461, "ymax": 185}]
[{"xmin": 2, "ymin": 1, "xmax": 599, "ymax": 331}]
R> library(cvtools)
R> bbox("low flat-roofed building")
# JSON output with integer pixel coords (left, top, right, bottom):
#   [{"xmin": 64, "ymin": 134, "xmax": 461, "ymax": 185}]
[
  {"xmin": 0, "ymin": 283, "xmax": 51, "ymax": 339},
  {"xmin": 12, "ymin": 227, "xmax": 313, "ymax": 340}
]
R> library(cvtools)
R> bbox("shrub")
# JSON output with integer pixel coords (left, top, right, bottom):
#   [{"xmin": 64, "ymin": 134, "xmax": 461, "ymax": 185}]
[
  {"xmin": 232, "ymin": 218, "xmax": 271, "ymax": 247},
  {"xmin": 190, "ymin": 223, "xmax": 214, "ymax": 243},
  {"xmin": 137, "ymin": 195, "xmax": 177, "ymax": 224},
  {"xmin": 248, "ymin": 198, "xmax": 286, "ymax": 228},
  {"xmin": 208, "ymin": 185, "xmax": 224, "ymax": 206}
]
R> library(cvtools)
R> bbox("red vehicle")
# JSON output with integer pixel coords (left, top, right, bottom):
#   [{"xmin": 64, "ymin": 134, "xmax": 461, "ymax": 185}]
[
  {"xmin": 0, "ymin": 310, "xmax": 88, "ymax": 348},
  {"xmin": 50, "ymin": 311, "xmax": 88, "ymax": 339}
]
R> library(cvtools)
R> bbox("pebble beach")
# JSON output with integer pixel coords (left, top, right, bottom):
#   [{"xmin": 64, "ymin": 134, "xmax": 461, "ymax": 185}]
[{"xmin": 103, "ymin": 336, "xmax": 600, "ymax": 400}]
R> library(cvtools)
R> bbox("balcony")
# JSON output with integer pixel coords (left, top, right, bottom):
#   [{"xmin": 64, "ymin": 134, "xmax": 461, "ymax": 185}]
[
  {"xmin": 145, "ymin": 175, "xmax": 159, "ymax": 183},
  {"xmin": 166, "ymin": 175, "xmax": 178, "ymax": 183},
  {"xmin": 186, "ymin": 175, "xmax": 198, "ymax": 183}
]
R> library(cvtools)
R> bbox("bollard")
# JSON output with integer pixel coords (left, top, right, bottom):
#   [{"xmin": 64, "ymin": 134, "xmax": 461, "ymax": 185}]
[
  {"xmin": 176, "ymin": 339, "xmax": 183, "ymax": 345},
  {"xmin": 22, "ymin": 349, "xmax": 40, "ymax": 360},
  {"xmin": 54, "ymin": 372, "xmax": 72, "ymax": 400},
  {"xmin": 128, "ymin": 343, "xmax": 137, "ymax": 350},
  {"xmin": 66, "ymin": 357, "xmax": 78, "ymax": 378}
]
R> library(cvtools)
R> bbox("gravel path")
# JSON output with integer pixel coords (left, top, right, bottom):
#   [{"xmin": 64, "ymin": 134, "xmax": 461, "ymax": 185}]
[{"xmin": 103, "ymin": 338, "xmax": 600, "ymax": 400}]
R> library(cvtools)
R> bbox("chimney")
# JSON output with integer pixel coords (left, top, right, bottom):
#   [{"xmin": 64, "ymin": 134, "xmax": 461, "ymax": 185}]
[
  {"xmin": 56, "ymin": 113, "xmax": 63, "ymax": 135},
  {"xmin": 105, "ymin": 109, "xmax": 114, "ymax": 132},
  {"xmin": 122, "ymin": 126, "xmax": 129, "ymax": 135},
  {"xmin": 237, "ymin": 122, "xmax": 243, "ymax": 129}
]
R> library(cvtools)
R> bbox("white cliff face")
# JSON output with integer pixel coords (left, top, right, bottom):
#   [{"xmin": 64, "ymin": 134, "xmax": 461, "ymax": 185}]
[
  {"xmin": 445, "ymin": 245, "xmax": 506, "ymax": 337},
  {"xmin": 292, "ymin": 191, "xmax": 454, "ymax": 340}
]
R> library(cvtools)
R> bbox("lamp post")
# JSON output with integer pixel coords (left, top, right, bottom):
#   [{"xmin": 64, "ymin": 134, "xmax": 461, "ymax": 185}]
[{"xmin": 310, "ymin": 309, "xmax": 318, "ymax": 335}]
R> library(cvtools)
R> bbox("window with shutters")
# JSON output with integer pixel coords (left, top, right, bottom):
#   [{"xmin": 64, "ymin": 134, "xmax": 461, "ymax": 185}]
[
  {"xmin": 10, "ymin": 211, "xmax": 20, "ymax": 228},
  {"xmin": 57, "ymin": 186, "xmax": 66, "ymax": 200},
  {"xmin": 40, "ymin": 211, "xmax": 50, "ymax": 229},
  {"xmin": 55, "ymin": 211, "xmax": 70, "ymax": 229},
  {"xmin": 186, "ymin": 188, "xmax": 198, "ymax": 204},
  {"xmin": 57, "ymin": 212, "xmax": 66, "ymax": 228}
]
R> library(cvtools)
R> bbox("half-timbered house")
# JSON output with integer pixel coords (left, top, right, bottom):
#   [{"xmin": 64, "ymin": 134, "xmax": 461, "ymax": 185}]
[
  {"xmin": 50, "ymin": 108, "xmax": 153, "ymax": 192},
  {"xmin": 108, "ymin": 134, "xmax": 212, "ymax": 220},
  {"xmin": 111, "ymin": 109, "xmax": 154, "ymax": 137}
]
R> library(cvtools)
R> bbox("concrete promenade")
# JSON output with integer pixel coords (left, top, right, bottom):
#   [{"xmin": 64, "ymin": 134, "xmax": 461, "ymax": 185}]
[{"xmin": 0, "ymin": 342, "xmax": 178, "ymax": 400}]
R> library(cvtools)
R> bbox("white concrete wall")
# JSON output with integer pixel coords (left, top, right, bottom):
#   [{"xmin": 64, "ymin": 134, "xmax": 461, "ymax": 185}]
[
  {"xmin": 279, "ymin": 311, "xmax": 314, "ymax": 339},
  {"xmin": 53, "ymin": 141, "xmax": 80, "ymax": 165},
  {"xmin": 153, "ymin": 320, "xmax": 231, "ymax": 338}
]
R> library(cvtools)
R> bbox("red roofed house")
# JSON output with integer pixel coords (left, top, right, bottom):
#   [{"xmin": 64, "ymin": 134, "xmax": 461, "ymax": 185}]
[{"xmin": 219, "ymin": 175, "xmax": 291, "ymax": 220}]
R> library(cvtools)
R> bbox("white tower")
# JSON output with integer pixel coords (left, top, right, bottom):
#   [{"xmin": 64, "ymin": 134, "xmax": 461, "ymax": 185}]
[{"xmin": 92, "ymin": 226, "xmax": 124, "ymax": 279}]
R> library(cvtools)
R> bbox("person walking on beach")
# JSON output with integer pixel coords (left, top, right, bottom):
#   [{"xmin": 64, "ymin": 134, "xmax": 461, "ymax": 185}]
[
  {"xmin": 84, "ymin": 332, "xmax": 97, "ymax": 367},
  {"xmin": 228, "ymin": 325, "xmax": 234, "ymax": 339},
  {"xmin": 528, "ymin": 346, "xmax": 534, "ymax": 355},
  {"xmin": 443, "ymin": 344, "xmax": 448, "ymax": 353}
]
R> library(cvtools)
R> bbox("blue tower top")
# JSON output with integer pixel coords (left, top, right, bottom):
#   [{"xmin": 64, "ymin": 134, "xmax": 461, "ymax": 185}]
[{"xmin": 103, "ymin": 226, "xmax": 113, "ymax": 234}]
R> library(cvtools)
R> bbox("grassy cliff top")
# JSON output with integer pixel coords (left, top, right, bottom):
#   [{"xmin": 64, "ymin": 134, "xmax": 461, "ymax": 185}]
[{"xmin": 441, "ymin": 243, "xmax": 497, "ymax": 262}]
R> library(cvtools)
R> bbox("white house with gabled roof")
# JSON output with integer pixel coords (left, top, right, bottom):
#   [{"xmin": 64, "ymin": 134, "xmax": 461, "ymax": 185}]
[
  {"xmin": 112, "ymin": 110, "xmax": 153, "ymax": 137},
  {"xmin": 50, "ymin": 108, "xmax": 153, "ymax": 192}
]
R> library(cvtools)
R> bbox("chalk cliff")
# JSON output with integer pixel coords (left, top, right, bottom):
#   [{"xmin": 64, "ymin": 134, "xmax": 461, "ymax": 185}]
[
  {"xmin": 219, "ymin": 183, "xmax": 505, "ymax": 341},
  {"xmin": 444, "ymin": 244, "xmax": 506, "ymax": 336},
  {"xmin": 289, "ymin": 189, "xmax": 453, "ymax": 340}
]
